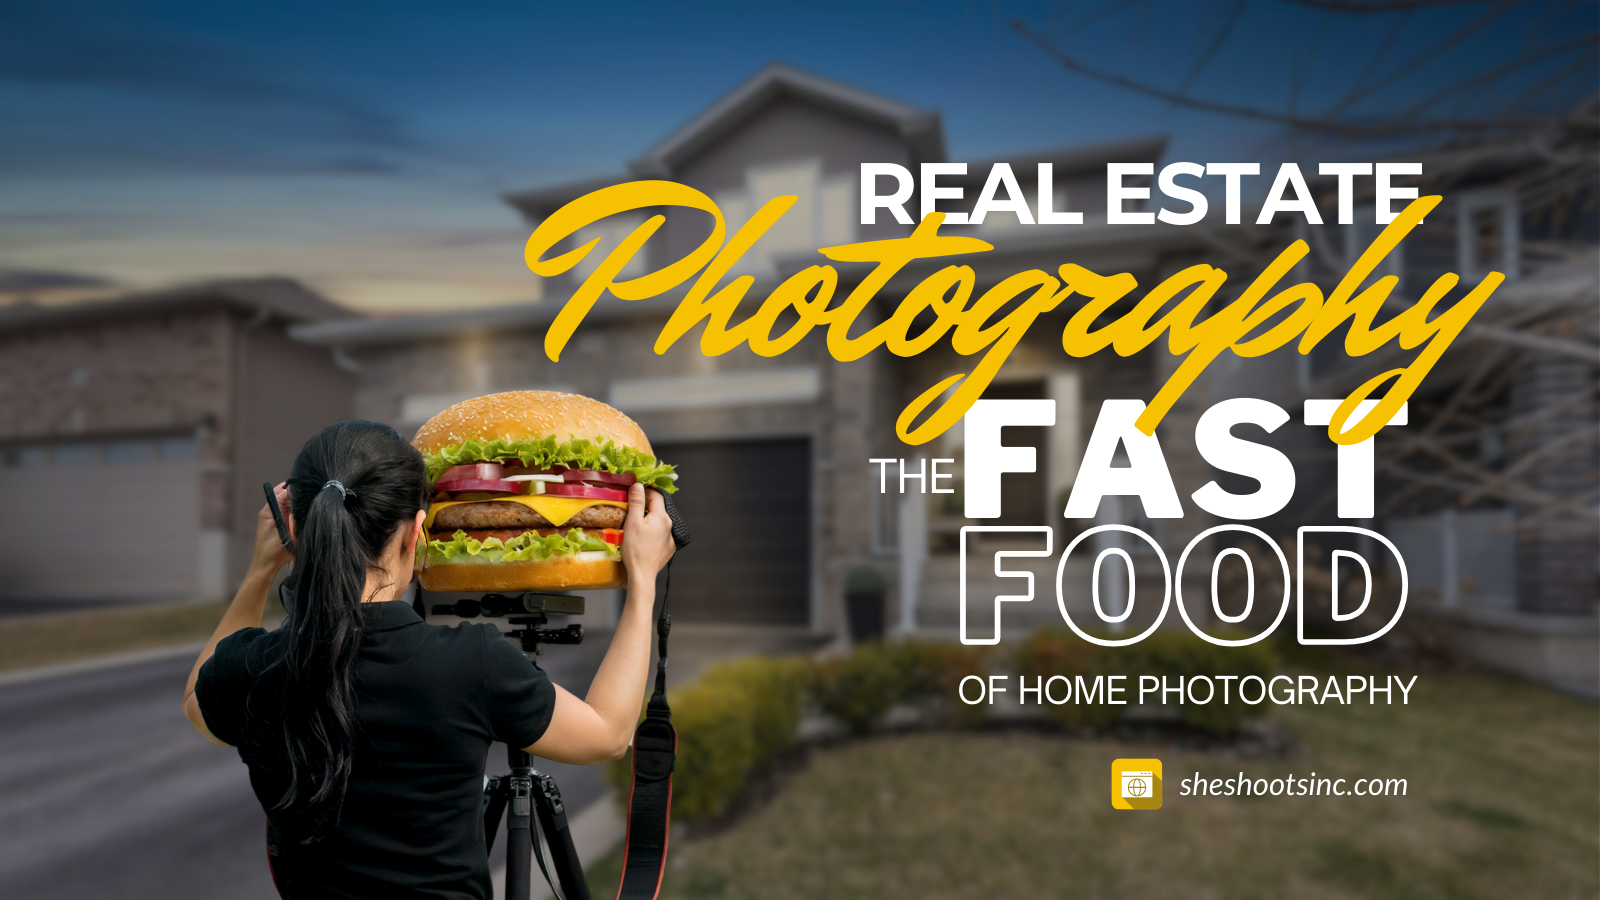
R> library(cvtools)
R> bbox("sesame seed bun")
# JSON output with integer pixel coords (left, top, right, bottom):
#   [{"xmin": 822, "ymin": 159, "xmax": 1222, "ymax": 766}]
[
  {"xmin": 411, "ymin": 390, "xmax": 652, "ymax": 456},
  {"xmin": 417, "ymin": 555, "xmax": 626, "ymax": 593},
  {"xmin": 412, "ymin": 391, "xmax": 648, "ymax": 593}
]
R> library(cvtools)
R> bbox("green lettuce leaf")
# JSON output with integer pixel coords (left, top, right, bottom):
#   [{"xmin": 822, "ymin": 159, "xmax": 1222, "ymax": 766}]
[
  {"xmin": 423, "ymin": 436, "xmax": 678, "ymax": 492},
  {"xmin": 422, "ymin": 528, "xmax": 621, "ymax": 565}
]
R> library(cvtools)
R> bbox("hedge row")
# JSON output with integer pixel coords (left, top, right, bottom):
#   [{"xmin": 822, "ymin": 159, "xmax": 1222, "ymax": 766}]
[{"xmin": 607, "ymin": 631, "xmax": 1278, "ymax": 823}]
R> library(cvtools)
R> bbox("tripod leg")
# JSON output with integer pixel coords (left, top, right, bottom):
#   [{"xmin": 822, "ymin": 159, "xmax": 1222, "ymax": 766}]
[
  {"xmin": 484, "ymin": 776, "xmax": 509, "ymax": 855},
  {"xmin": 505, "ymin": 748, "xmax": 535, "ymax": 900},
  {"xmin": 532, "ymin": 771, "xmax": 592, "ymax": 900}
]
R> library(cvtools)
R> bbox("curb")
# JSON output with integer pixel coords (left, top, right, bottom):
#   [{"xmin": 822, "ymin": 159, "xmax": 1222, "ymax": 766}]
[{"xmin": 0, "ymin": 641, "xmax": 207, "ymax": 688}]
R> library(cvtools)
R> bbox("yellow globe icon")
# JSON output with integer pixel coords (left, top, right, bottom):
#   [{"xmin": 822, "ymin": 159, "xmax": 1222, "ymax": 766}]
[{"xmin": 1113, "ymin": 760, "xmax": 1162, "ymax": 809}]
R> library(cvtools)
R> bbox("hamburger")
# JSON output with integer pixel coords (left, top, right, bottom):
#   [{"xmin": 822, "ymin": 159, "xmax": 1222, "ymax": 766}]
[{"xmin": 411, "ymin": 390, "xmax": 677, "ymax": 592}]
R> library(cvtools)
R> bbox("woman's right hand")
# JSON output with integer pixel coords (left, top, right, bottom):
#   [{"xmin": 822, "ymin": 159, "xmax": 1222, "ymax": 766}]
[
  {"xmin": 249, "ymin": 482, "xmax": 296, "ymax": 576},
  {"xmin": 620, "ymin": 484, "xmax": 675, "ymax": 586}
]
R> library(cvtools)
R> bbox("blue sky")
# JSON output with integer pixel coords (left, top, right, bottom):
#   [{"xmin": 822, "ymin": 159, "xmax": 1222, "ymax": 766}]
[{"xmin": 2, "ymin": 0, "xmax": 1591, "ymax": 311}]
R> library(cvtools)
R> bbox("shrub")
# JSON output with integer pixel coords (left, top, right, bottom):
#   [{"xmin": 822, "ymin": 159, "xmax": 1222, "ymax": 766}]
[
  {"xmin": 1120, "ymin": 629, "xmax": 1277, "ymax": 734},
  {"xmin": 843, "ymin": 566, "xmax": 887, "ymax": 595},
  {"xmin": 1013, "ymin": 628, "xmax": 1279, "ymax": 734},
  {"xmin": 606, "ymin": 655, "xmax": 809, "ymax": 824},
  {"xmin": 1012, "ymin": 629, "xmax": 1121, "ymax": 728},
  {"xmin": 698, "ymin": 655, "xmax": 810, "ymax": 762},
  {"xmin": 605, "ymin": 629, "xmax": 1280, "ymax": 826},
  {"xmin": 809, "ymin": 643, "xmax": 903, "ymax": 734},
  {"xmin": 887, "ymin": 639, "xmax": 989, "ymax": 726}
]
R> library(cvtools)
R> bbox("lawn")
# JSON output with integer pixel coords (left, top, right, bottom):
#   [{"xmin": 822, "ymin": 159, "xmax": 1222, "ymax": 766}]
[
  {"xmin": 0, "ymin": 600, "xmax": 246, "ymax": 672},
  {"xmin": 586, "ymin": 664, "xmax": 1598, "ymax": 900}
]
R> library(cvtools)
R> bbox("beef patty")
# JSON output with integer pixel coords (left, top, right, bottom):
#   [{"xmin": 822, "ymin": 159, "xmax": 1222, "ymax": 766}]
[
  {"xmin": 432, "ymin": 500, "xmax": 626, "ymax": 530},
  {"xmin": 434, "ymin": 527, "xmax": 614, "ymax": 544}
]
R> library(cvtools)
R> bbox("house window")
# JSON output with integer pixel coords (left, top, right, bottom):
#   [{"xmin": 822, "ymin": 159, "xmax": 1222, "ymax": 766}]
[
  {"xmin": 1458, "ymin": 190, "xmax": 1520, "ymax": 281},
  {"xmin": 160, "ymin": 437, "xmax": 201, "ymax": 461},
  {"xmin": 53, "ymin": 444, "xmax": 99, "ymax": 466},
  {"xmin": 570, "ymin": 214, "xmax": 648, "ymax": 281},
  {"xmin": 2, "ymin": 446, "xmax": 48, "ymax": 468},
  {"xmin": 718, "ymin": 158, "xmax": 855, "ymax": 277},
  {"xmin": 106, "ymin": 440, "xmax": 153, "ymax": 463},
  {"xmin": 977, "ymin": 186, "xmax": 1062, "ymax": 233},
  {"xmin": 1345, "ymin": 205, "xmax": 1405, "ymax": 292}
]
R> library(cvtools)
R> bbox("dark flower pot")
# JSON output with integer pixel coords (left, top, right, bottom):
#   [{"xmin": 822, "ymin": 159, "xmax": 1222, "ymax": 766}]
[{"xmin": 846, "ymin": 589, "xmax": 886, "ymax": 643}]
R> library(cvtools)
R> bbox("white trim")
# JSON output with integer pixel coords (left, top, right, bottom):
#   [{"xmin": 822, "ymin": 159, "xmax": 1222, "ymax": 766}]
[
  {"xmin": 609, "ymin": 367, "xmax": 820, "ymax": 413},
  {"xmin": 1457, "ymin": 188, "xmax": 1521, "ymax": 281}
]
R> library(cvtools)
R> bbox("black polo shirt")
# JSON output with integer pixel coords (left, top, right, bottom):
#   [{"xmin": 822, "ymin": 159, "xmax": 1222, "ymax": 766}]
[{"xmin": 196, "ymin": 600, "xmax": 556, "ymax": 899}]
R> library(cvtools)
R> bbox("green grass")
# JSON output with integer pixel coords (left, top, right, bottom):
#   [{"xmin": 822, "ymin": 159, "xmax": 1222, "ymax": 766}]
[
  {"xmin": 583, "ymin": 665, "xmax": 1597, "ymax": 900},
  {"xmin": 0, "ymin": 600, "xmax": 239, "ymax": 672}
]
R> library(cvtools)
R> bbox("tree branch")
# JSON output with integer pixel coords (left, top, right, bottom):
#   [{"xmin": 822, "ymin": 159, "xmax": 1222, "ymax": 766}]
[
  {"xmin": 1275, "ymin": 0, "xmax": 1505, "ymax": 16},
  {"xmin": 1010, "ymin": 21, "xmax": 1585, "ymax": 135}
]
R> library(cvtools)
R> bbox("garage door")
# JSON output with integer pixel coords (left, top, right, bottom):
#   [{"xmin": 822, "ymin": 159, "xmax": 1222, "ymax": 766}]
[
  {"xmin": 0, "ymin": 437, "xmax": 201, "ymax": 601},
  {"xmin": 652, "ymin": 438, "xmax": 810, "ymax": 626}
]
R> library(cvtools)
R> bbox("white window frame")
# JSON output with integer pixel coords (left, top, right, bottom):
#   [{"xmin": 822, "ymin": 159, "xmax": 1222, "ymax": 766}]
[
  {"xmin": 1457, "ymin": 189, "xmax": 1520, "ymax": 281},
  {"xmin": 719, "ymin": 158, "xmax": 855, "ymax": 277},
  {"xmin": 869, "ymin": 470, "xmax": 899, "ymax": 557},
  {"xmin": 1346, "ymin": 204, "xmax": 1405, "ymax": 290}
]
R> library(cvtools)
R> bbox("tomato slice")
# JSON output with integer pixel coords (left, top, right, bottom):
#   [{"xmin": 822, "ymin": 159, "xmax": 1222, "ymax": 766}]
[
  {"xmin": 600, "ymin": 529, "xmax": 623, "ymax": 545},
  {"xmin": 439, "ymin": 478, "xmax": 523, "ymax": 495},
  {"xmin": 542, "ymin": 482, "xmax": 629, "ymax": 502},
  {"xmin": 437, "ymin": 463, "xmax": 506, "ymax": 484},
  {"xmin": 550, "ymin": 467, "xmax": 638, "ymax": 488}
]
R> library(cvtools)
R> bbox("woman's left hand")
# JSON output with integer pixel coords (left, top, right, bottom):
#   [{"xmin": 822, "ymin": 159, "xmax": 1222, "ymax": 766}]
[{"xmin": 250, "ymin": 482, "xmax": 296, "ymax": 575}]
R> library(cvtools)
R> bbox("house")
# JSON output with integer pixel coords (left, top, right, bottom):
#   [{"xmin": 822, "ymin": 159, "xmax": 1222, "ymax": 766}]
[
  {"xmin": 291, "ymin": 64, "xmax": 1285, "ymax": 637},
  {"xmin": 0, "ymin": 279, "xmax": 356, "ymax": 603},
  {"xmin": 1282, "ymin": 126, "xmax": 1599, "ymax": 696}
]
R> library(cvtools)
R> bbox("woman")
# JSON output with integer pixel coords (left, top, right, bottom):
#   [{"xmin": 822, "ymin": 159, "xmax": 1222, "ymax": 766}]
[{"xmin": 180, "ymin": 420, "xmax": 675, "ymax": 898}]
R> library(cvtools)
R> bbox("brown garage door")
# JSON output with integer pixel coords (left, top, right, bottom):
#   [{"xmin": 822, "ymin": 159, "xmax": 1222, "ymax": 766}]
[{"xmin": 653, "ymin": 438, "xmax": 810, "ymax": 626}]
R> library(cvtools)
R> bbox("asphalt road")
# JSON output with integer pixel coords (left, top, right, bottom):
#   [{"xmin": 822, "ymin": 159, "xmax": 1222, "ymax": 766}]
[{"xmin": 0, "ymin": 631, "xmax": 611, "ymax": 900}]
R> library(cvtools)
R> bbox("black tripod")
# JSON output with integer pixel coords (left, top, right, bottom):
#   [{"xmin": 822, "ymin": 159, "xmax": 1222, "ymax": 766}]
[
  {"xmin": 429, "ymin": 594, "xmax": 593, "ymax": 900},
  {"xmin": 426, "ymin": 490, "xmax": 691, "ymax": 900},
  {"xmin": 483, "ymin": 746, "xmax": 589, "ymax": 900}
]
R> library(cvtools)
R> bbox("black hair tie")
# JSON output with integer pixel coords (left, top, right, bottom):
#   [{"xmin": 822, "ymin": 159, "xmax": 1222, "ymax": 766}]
[{"xmin": 321, "ymin": 480, "xmax": 356, "ymax": 502}]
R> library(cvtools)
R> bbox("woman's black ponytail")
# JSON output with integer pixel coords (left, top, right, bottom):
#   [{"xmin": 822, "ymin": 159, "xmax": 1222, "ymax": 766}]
[{"xmin": 272, "ymin": 420, "xmax": 428, "ymax": 838}]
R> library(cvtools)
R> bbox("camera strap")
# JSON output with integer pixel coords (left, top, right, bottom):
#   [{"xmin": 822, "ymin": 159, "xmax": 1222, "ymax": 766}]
[{"xmin": 615, "ymin": 560, "xmax": 676, "ymax": 900}]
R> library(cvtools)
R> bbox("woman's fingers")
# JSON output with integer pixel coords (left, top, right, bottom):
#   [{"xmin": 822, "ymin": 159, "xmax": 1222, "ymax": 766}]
[
  {"xmin": 249, "ymin": 483, "xmax": 295, "ymax": 573},
  {"xmin": 624, "ymin": 483, "xmax": 649, "ymax": 534},
  {"xmin": 621, "ymin": 487, "xmax": 675, "ymax": 578}
]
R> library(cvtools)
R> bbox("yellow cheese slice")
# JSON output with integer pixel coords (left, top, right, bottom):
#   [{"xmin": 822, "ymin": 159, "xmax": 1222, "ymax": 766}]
[{"xmin": 425, "ymin": 493, "xmax": 627, "ymax": 530}]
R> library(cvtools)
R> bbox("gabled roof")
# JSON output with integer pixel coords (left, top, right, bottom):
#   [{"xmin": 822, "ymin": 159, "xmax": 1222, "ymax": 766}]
[
  {"xmin": 629, "ymin": 63, "xmax": 945, "ymax": 178},
  {"xmin": 505, "ymin": 64, "xmax": 946, "ymax": 220},
  {"xmin": 0, "ymin": 278, "xmax": 353, "ymax": 335},
  {"xmin": 504, "ymin": 174, "xmax": 632, "ymax": 224}
]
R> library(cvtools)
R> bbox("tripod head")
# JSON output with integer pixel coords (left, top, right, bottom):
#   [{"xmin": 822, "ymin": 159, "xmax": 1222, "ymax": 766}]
[{"xmin": 429, "ymin": 591, "xmax": 587, "ymax": 654}]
